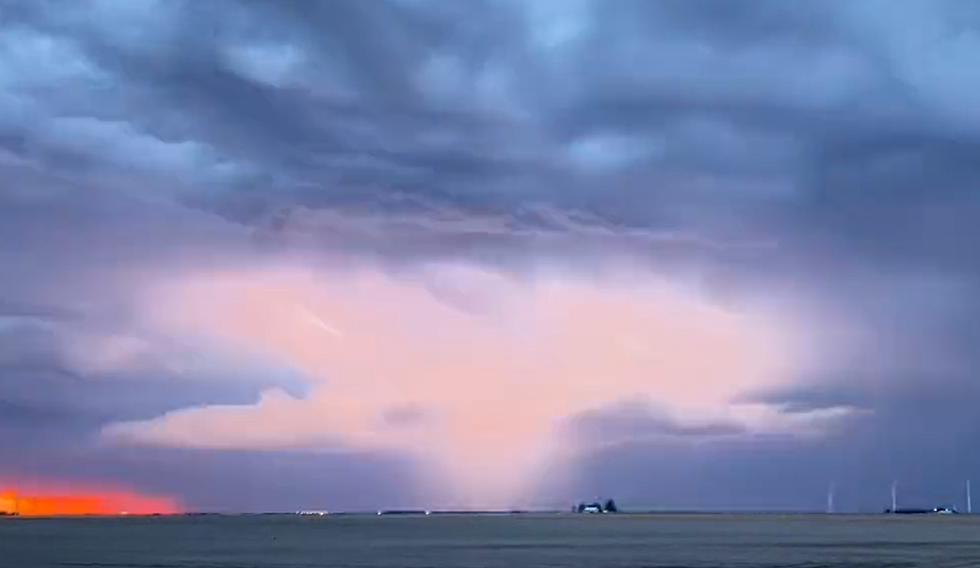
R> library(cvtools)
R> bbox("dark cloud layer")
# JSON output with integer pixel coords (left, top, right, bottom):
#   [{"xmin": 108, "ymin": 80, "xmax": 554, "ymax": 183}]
[{"xmin": 3, "ymin": 0, "xmax": 980, "ymax": 511}]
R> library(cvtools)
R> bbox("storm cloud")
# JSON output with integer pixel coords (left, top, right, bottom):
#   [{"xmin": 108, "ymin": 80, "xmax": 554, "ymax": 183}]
[{"xmin": 3, "ymin": 0, "xmax": 980, "ymax": 511}]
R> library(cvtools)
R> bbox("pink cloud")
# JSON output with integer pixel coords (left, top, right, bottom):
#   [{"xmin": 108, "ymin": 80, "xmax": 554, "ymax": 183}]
[{"xmin": 103, "ymin": 262, "xmax": 802, "ymax": 506}]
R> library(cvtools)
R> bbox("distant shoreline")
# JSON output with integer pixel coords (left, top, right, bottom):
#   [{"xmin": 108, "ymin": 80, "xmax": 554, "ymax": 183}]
[{"xmin": 5, "ymin": 509, "xmax": 975, "ymax": 519}]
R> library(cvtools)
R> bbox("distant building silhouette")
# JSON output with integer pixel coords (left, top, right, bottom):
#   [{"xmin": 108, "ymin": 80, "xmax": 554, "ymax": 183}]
[{"xmin": 573, "ymin": 498, "xmax": 618, "ymax": 514}]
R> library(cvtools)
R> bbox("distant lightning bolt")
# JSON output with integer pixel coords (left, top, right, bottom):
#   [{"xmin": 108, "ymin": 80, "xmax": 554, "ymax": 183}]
[{"xmin": 296, "ymin": 306, "xmax": 343, "ymax": 338}]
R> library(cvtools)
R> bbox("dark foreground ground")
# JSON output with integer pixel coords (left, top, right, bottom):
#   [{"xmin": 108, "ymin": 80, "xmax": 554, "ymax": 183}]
[{"xmin": 3, "ymin": 513, "xmax": 980, "ymax": 568}]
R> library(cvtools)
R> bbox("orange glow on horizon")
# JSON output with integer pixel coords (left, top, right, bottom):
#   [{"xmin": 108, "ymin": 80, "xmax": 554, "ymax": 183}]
[{"xmin": 0, "ymin": 488, "xmax": 180, "ymax": 517}]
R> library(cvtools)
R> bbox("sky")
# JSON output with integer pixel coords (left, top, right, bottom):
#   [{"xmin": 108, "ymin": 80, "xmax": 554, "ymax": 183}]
[{"xmin": 3, "ymin": 0, "xmax": 980, "ymax": 513}]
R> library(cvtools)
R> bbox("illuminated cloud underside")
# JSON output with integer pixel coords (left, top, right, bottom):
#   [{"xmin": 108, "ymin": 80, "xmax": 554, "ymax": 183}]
[{"xmin": 103, "ymin": 263, "xmax": 803, "ymax": 506}]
